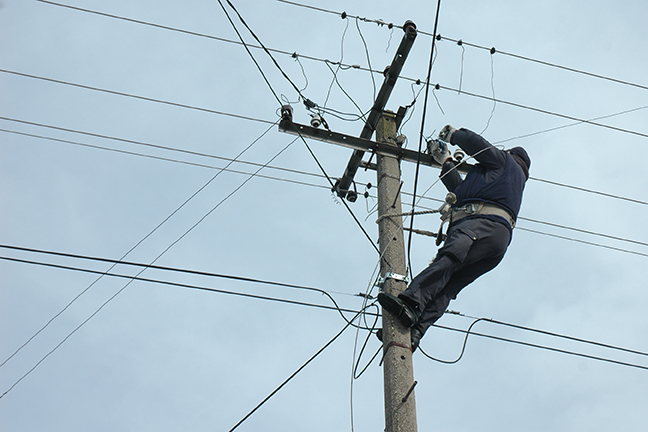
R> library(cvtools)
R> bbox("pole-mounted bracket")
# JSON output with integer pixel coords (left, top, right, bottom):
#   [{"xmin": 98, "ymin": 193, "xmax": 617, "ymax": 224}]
[{"xmin": 376, "ymin": 272, "xmax": 410, "ymax": 289}]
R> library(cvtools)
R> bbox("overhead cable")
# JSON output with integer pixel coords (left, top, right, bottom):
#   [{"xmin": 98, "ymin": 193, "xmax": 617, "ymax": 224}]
[
  {"xmin": 0, "ymin": 129, "xmax": 296, "ymax": 397},
  {"xmin": 276, "ymin": 0, "xmax": 648, "ymax": 93},
  {"xmin": 3, "ymin": 251, "xmax": 648, "ymax": 374},
  {"xmin": 434, "ymin": 84, "xmax": 648, "ymax": 141},
  {"xmin": 4, "ymin": 124, "xmax": 648, "ymax": 256},
  {"xmin": 407, "ymin": 0, "xmax": 442, "ymax": 278},
  {"xmin": 0, "ymin": 68, "xmax": 274, "ymax": 124}
]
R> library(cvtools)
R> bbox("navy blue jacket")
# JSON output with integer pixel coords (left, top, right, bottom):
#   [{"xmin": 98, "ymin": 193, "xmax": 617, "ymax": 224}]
[{"xmin": 440, "ymin": 129, "xmax": 527, "ymax": 227}]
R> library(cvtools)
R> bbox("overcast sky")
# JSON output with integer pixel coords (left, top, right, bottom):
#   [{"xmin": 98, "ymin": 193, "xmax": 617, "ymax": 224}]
[{"xmin": 2, "ymin": 0, "xmax": 648, "ymax": 431}]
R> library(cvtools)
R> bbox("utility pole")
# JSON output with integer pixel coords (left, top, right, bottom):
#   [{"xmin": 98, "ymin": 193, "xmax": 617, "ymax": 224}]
[
  {"xmin": 375, "ymin": 111, "xmax": 418, "ymax": 432},
  {"xmin": 278, "ymin": 20, "xmax": 470, "ymax": 432}
]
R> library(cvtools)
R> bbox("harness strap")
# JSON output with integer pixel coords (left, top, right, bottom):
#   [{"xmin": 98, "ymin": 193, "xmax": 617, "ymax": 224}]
[{"xmin": 451, "ymin": 202, "xmax": 516, "ymax": 228}]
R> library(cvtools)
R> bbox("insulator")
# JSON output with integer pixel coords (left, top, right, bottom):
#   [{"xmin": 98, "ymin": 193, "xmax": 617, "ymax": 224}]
[{"xmin": 310, "ymin": 114, "xmax": 322, "ymax": 128}]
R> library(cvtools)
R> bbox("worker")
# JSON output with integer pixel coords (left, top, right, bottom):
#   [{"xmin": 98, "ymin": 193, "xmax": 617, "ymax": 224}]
[{"xmin": 378, "ymin": 125, "xmax": 530, "ymax": 351}]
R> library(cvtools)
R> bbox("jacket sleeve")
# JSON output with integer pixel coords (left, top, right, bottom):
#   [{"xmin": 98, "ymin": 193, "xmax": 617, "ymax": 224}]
[
  {"xmin": 440, "ymin": 160, "xmax": 462, "ymax": 192},
  {"xmin": 451, "ymin": 128, "xmax": 506, "ymax": 170}
]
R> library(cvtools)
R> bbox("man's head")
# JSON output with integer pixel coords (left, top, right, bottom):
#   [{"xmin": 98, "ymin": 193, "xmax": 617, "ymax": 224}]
[{"xmin": 507, "ymin": 147, "xmax": 530, "ymax": 179}]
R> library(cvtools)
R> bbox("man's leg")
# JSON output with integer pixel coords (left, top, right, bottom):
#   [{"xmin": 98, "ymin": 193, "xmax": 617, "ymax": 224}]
[{"xmin": 413, "ymin": 252, "xmax": 506, "ymax": 335}]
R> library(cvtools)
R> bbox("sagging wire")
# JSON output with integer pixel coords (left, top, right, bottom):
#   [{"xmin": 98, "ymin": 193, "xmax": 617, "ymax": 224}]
[
  {"xmin": 480, "ymin": 47, "xmax": 498, "ymax": 134},
  {"xmin": 398, "ymin": 80, "xmax": 427, "ymax": 136},
  {"xmin": 432, "ymin": 84, "xmax": 446, "ymax": 115},
  {"xmin": 419, "ymin": 317, "xmax": 488, "ymax": 364},
  {"xmin": 292, "ymin": 52, "xmax": 309, "ymax": 93},
  {"xmin": 323, "ymin": 60, "xmax": 369, "ymax": 123},
  {"xmin": 324, "ymin": 16, "xmax": 350, "ymax": 109},
  {"xmin": 386, "ymin": 25, "xmax": 394, "ymax": 53},
  {"xmin": 458, "ymin": 39, "xmax": 465, "ymax": 94},
  {"xmin": 355, "ymin": 17, "xmax": 377, "ymax": 103}
]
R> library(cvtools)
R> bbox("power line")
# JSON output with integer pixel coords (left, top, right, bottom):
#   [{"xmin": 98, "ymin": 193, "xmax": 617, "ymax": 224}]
[
  {"xmin": 436, "ymin": 35, "xmax": 648, "ymax": 92},
  {"xmin": 6, "ymin": 64, "xmax": 648, "ymax": 146},
  {"xmin": 435, "ymin": 84, "xmax": 648, "ymax": 141},
  {"xmin": 276, "ymin": 0, "xmax": 648, "ymax": 93},
  {"xmin": 228, "ymin": 310, "xmax": 362, "ymax": 432},
  {"xmin": 0, "ymin": 126, "xmax": 294, "ymax": 395},
  {"xmin": 0, "ymin": 68, "xmax": 275, "ymax": 125},
  {"xmin": 5, "ymin": 245, "xmax": 648, "ymax": 361},
  {"xmin": 5, "ymin": 122, "xmax": 648, "ymax": 257},
  {"xmin": 5, "ymin": 118, "xmax": 648, "ymax": 259},
  {"xmin": 4, "ymin": 112, "xmax": 647, "ymax": 209},
  {"xmin": 31, "ymin": 2, "xmax": 648, "ymax": 142},
  {"xmin": 431, "ymin": 321, "xmax": 648, "ymax": 371},
  {"xmin": 407, "ymin": 0, "xmax": 442, "ymax": 279},
  {"xmin": 215, "ymin": 0, "xmax": 282, "ymax": 105},
  {"xmin": 3, "ymin": 250, "xmax": 648, "ymax": 374}
]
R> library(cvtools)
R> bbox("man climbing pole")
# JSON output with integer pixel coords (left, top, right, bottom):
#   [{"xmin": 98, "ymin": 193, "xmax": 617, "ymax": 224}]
[{"xmin": 378, "ymin": 125, "xmax": 531, "ymax": 351}]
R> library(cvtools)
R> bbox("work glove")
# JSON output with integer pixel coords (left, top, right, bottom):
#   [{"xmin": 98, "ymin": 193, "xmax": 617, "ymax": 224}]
[
  {"xmin": 438, "ymin": 125, "xmax": 456, "ymax": 143},
  {"xmin": 427, "ymin": 138, "xmax": 452, "ymax": 165}
]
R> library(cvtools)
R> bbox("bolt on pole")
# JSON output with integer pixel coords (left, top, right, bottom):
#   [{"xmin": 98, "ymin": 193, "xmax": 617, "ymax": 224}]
[{"xmin": 376, "ymin": 111, "xmax": 418, "ymax": 432}]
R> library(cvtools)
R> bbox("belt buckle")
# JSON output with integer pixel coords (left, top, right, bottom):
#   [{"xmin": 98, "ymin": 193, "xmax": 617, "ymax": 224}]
[{"xmin": 464, "ymin": 203, "xmax": 478, "ymax": 214}]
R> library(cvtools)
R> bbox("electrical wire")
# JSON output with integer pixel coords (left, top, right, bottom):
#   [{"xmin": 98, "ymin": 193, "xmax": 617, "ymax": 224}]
[
  {"xmin": 218, "ymin": 0, "xmax": 309, "ymax": 105},
  {"xmin": 436, "ymin": 35, "xmax": 648, "ymax": 92},
  {"xmin": 10, "ymin": 9, "xmax": 648, "ymax": 143},
  {"xmin": 355, "ymin": 17, "xmax": 376, "ymax": 103},
  {"xmin": 479, "ymin": 51, "xmax": 497, "ymax": 134},
  {"xmin": 435, "ymin": 83, "xmax": 648, "ymax": 140},
  {"xmin": 0, "ymin": 132, "xmax": 298, "ymax": 397},
  {"xmin": 0, "ymin": 120, "xmax": 279, "ymax": 369},
  {"xmin": 3, "ymin": 250, "xmax": 648, "ymax": 375},
  {"xmin": 5, "ymin": 110, "xmax": 648, "ymax": 208},
  {"xmin": 216, "ymin": 0, "xmax": 281, "ymax": 105},
  {"xmin": 0, "ymin": 248, "xmax": 372, "ymax": 328},
  {"xmin": 431, "ymin": 320, "xmax": 648, "ymax": 372},
  {"xmin": 324, "ymin": 17, "xmax": 350, "ymax": 109},
  {"xmin": 406, "ymin": 0, "xmax": 442, "ymax": 279},
  {"xmin": 228, "ymin": 307, "xmax": 366, "ymax": 432},
  {"xmin": 0, "ymin": 69, "xmax": 275, "ymax": 125},
  {"xmin": 5, "ymin": 122, "xmax": 648, "ymax": 257},
  {"xmin": 274, "ymin": 0, "xmax": 648, "ymax": 93},
  {"xmin": 33, "ymin": 1, "xmax": 648, "ymax": 139}
]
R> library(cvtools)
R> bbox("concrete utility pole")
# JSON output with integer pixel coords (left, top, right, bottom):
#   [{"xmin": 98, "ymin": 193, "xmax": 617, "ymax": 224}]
[
  {"xmin": 278, "ymin": 20, "xmax": 432, "ymax": 432},
  {"xmin": 375, "ymin": 112, "xmax": 418, "ymax": 432}
]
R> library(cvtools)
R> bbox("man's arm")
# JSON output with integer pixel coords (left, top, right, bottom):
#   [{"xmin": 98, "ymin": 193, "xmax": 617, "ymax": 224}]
[
  {"xmin": 440, "ymin": 160, "xmax": 462, "ymax": 192},
  {"xmin": 450, "ymin": 128, "xmax": 506, "ymax": 169}
]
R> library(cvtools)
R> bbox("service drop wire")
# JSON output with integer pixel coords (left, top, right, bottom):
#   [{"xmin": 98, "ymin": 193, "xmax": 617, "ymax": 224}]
[
  {"xmin": 228, "ymin": 306, "xmax": 367, "ymax": 432},
  {"xmin": 419, "ymin": 318, "xmax": 487, "ymax": 364},
  {"xmin": 407, "ymin": 0, "xmax": 443, "ymax": 279}
]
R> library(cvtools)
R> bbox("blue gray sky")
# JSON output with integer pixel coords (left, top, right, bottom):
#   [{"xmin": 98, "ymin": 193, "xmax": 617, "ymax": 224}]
[{"xmin": 2, "ymin": 1, "xmax": 648, "ymax": 431}]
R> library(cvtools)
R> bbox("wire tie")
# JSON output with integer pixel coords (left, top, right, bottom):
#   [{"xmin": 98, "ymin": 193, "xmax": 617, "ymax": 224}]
[
  {"xmin": 379, "ymin": 341, "xmax": 412, "ymax": 366},
  {"xmin": 402, "ymin": 380, "xmax": 418, "ymax": 403}
]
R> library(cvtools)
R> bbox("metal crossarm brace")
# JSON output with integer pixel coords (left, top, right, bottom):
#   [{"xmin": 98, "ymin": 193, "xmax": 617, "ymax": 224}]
[
  {"xmin": 335, "ymin": 20, "xmax": 418, "ymax": 201},
  {"xmin": 278, "ymin": 118, "xmax": 473, "ymax": 173}
]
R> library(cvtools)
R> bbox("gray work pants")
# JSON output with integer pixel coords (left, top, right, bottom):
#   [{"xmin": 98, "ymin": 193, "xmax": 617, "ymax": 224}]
[{"xmin": 400, "ymin": 217, "xmax": 511, "ymax": 335}]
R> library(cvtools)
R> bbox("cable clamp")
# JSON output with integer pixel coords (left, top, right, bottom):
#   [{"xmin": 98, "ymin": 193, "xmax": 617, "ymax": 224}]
[{"xmin": 375, "ymin": 272, "xmax": 410, "ymax": 288}]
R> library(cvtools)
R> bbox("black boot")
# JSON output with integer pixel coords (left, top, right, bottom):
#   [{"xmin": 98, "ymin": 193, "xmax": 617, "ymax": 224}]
[{"xmin": 377, "ymin": 292, "xmax": 420, "ymax": 327}]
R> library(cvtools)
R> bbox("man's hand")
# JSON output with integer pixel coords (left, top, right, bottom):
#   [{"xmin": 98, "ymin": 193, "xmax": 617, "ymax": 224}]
[
  {"xmin": 427, "ymin": 138, "xmax": 452, "ymax": 165},
  {"xmin": 438, "ymin": 125, "xmax": 456, "ymax": 143}
]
